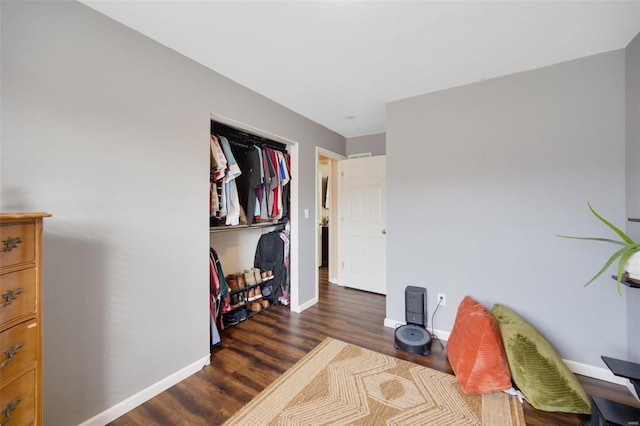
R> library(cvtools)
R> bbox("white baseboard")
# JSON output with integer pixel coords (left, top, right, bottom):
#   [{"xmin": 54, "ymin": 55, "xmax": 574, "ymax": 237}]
[
  {"xmin": 384, "ymin": 318, "xmax": 404, "ymax": 329},
  {"xmin": 628, "ymin": 382, "xmax": 640, "ymax": 400},
  {"xmin": 383, "ymin": 318, "xmax": 629, "ymax": 387},
  {"xmin": 78, "ymin": 354, "xmax": 210, "ymax": 426},
  {"xmin": 293, "ymin": 297, "xmax": 318, "ymax": 313},
  {"xmin": 563, "ymin": 359, "xmax": 629, "ymax": 386}
]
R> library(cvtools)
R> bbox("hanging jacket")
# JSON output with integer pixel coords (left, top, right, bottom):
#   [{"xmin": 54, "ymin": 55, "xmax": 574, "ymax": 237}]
[{"xmin": 254, "ymin": 231, "xmax": 286, "ymax": 301}]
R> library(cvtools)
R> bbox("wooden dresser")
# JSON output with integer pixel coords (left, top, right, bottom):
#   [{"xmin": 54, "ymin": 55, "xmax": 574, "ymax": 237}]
[{"xmin": 0, "ymin": 213, "xmax": 50, "ymax": 426}]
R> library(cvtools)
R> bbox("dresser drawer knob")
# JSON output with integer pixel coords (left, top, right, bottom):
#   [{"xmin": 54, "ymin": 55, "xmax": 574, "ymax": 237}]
[
  {"xmin": 0, "ymin": 342, "xmax": 23, "ymax": 369},
  {"xmin": 1, "ymin": 236, "xmax": 22, "ymax": 253},
  {"xmin": 0, "ymin": 397, "xmax": 21, "ymax": 426},
  {"xmin": 0, "ymin": 288, "xmax": 22, "ymax": 309}
]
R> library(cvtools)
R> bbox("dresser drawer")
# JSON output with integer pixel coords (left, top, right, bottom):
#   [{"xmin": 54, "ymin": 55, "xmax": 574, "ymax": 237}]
[
  {"xmin": 0, "ymin": 369, "xmax": 36, "ymax": 426},
  {"xmin": 0, "ymin": 320, "xmax": 37, "ymax": 383},
  {"xmin": 0, "ymin": 223, "xmax": 35, "ymax": 269},
  {"xmin": 0, "ymin": 269, "xmax": 36, "ymax": 328}
]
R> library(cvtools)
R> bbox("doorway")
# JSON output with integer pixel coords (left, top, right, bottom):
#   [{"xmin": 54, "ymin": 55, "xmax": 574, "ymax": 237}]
[{"xmin": 315, "ymin": 147, "xmax": 344, "ymax": 299}]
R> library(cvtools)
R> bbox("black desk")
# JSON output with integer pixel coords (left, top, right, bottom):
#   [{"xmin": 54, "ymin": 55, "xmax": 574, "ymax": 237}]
[
  {"xmin": 591, "ymin": 356, "xmax": 640, "ymax": 425},
  {"xmin": 602, "ymin": 356, "xmax": 640, "ymax": 398},
  {"xmin": 591, "ymin": 395, "xmax": 640, "ymax": 425}
]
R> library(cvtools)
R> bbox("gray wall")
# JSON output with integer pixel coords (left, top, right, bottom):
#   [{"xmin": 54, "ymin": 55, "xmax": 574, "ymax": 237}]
[
  {"xmin": 626, "ymin": 33, "xmax": 640, "ymax": 363},
  {"xmin": 0, "ymin": 2, "xmax": 344, "ymax": 425},
  {"xmin": 387, "ymin": 50, "xmax": 628, "ymax": 367},
  {"xmin": 346, "ymin": 132, "xmax": 386, "ymax": 157}
]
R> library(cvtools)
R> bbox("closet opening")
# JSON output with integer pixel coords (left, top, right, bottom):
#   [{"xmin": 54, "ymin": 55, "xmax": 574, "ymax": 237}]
[
  {"xmin": 315, "ymin": 147, "xmax": 344, "ymax": 301},
  {"xmin": 208, "ymin": 114, "xmax": 299, "ymax": 349}
]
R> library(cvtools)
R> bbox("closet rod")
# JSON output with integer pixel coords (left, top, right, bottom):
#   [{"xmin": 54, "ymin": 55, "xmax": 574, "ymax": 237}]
[{"xmin": 211, "ymin": 120, "xmax": 287, "ymax": 152}]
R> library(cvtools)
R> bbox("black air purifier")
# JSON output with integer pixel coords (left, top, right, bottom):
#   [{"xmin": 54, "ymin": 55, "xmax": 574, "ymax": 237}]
[{"xmin": 394, "ymin": 286, "xmax": 432, "ymax": 355}]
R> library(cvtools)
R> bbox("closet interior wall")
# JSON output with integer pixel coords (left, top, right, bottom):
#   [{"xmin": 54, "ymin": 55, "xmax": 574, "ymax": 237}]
[{"xmin": 208, "ymin": 231, "xmax": 272, "ymax": 274}]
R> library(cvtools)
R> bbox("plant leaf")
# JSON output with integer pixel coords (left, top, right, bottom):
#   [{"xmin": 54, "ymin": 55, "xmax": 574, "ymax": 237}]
[
  {"xmin": 555, "ymin": 235, "xmax": 627, "ymax": 246},
  {"xmin": 584, "ymin": 245, "xmax": 628, "ymax": 287},
  {"xmin": 588, "ymin": 202, "xmax": 635, "ymax": 244}
]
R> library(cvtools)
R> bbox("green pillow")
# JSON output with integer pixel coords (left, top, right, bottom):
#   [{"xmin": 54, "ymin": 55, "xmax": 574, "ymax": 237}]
[{"xmin": 491, "ymin": 304, "xmax": 591, "ymax": 414}]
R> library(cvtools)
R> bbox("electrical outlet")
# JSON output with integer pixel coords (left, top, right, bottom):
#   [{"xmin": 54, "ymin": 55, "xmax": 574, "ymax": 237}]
[{"xmin": 437, "ymin": 293, "xmax": 446, "ymax": 306}]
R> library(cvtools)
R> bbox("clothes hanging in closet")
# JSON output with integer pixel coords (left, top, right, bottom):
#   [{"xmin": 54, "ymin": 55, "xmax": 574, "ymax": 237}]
[
  {"xmin": 210, "ymin": 247, "xmax": 230, "ymax": 341},
  {"xmin": 210, "ymin": 135, "xmax": 227, "ymax": 225},
  {"xmin": 210, "ymin": 131, "xmax": 291, "ymax": 227},
  {"xmin": 210, "ymin": 134, "xmax": 245, "ymax": 226},
  {"xmin": 255, "ymin": 146, "xmax": 291, "ymax": 222}
]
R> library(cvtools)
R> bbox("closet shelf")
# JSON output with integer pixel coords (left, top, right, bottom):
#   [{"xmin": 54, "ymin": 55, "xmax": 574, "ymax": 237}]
[{"xmin": 209, "ymin": 222, "xmax": 283, "ymax": 234}]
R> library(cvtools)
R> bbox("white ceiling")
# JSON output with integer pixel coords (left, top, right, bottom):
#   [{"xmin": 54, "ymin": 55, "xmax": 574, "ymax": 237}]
[{"xmin": 82, "ymin": 1, "xmax": 640, "ymax": 138}]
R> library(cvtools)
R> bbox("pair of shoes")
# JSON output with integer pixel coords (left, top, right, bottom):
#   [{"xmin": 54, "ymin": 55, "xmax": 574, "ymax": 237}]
[
  {"xmin": 223, "ymin": 309, "xmax": 246, "ymax": 325},
  {"xmin": 247, "ymin": 288, "xmax": 257, "ymax": 301},
  {"xmin": 230, "ymin": 292, "xmax": 245, "ymax": 309},
  {"xmin": 226, "ymin": 274, "xmax": 238, "ymax": 290},
  {"xmin": 247, "ymin": 287, "xmax": 263, "ymax": 301},
  {"xmin": 260, "ymin": 299, "xmax": 270, "ymax": 309},
  {"xmin": 249, "ymin": 301, "xmax": 262, "ymax": 312},
  {"xmin": 250, "ymin": 268, "xmax": 262, "ymax": 284},
  {"xmin": 235, "ymin": 273, "xmax": 246, "ymax": 288},
  {"xmin": 237, "ymin": 308, "xmax": 248, "ymax": 321},
  {"xmin": 261, "ymin": 270, "xmax": 274, "ymax": 281},
  {"xmin": 223, "ymin": 312, "xmax": 239, "ymax": 326},
  {"xmin": 253, "ymin": 268, "xmax": 263, "ymax": 284},
  {"xmin": 253, "ymin": 286, "xmax": 262, "ymax": 300},
  {"xmin": 244, "ymin": 269, "xmax": 257, "ymax": 286}
]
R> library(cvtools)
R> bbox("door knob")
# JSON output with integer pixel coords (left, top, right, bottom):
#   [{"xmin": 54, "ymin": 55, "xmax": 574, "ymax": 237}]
[{"xmin": 382, "ymin": 229, "xmax": 386, "ymax": 235}]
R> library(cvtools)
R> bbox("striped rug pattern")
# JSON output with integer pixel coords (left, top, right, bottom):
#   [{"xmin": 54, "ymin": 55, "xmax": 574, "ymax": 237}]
[{"xmin": 224, "ymin": 338, "xmax": 525, "ymax": 425}]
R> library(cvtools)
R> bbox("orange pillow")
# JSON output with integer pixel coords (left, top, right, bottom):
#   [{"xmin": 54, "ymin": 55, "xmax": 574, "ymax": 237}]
[{"xmin": 446, "ymin": 296, "xmax": 512, "ymax": 394}]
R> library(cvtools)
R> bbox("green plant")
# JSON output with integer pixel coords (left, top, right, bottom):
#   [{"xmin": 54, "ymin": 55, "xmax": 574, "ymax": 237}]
[{"xmin": 557, "ymin": 202, "xmax": 640, "ymax": 294}]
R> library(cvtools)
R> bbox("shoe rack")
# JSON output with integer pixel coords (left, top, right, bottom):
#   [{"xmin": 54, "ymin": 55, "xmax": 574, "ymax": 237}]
[
  {"xmin": 222, "ymin": 268, "xmax": 275, "ymax": 327},
  {"xmin": 211, "ymin": 224, "xmax": 284, "ymax": 328}
]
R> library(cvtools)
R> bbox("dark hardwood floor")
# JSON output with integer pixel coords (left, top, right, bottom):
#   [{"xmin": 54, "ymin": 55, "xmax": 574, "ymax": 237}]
[{"xmin": 110, "ymin": 268, "xmax": 640, "ymax": 425}]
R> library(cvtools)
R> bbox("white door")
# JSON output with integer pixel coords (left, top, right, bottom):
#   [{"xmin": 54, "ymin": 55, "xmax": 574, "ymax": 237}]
[{"xmin": 338, "ymin": 155, "xmax": 386, "ymax": 294}]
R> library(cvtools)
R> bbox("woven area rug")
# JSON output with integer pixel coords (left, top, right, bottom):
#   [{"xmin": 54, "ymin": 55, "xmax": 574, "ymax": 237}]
[{"xmin": 224, "ymin": 337, "xmax": 525, "ymax": 425}]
